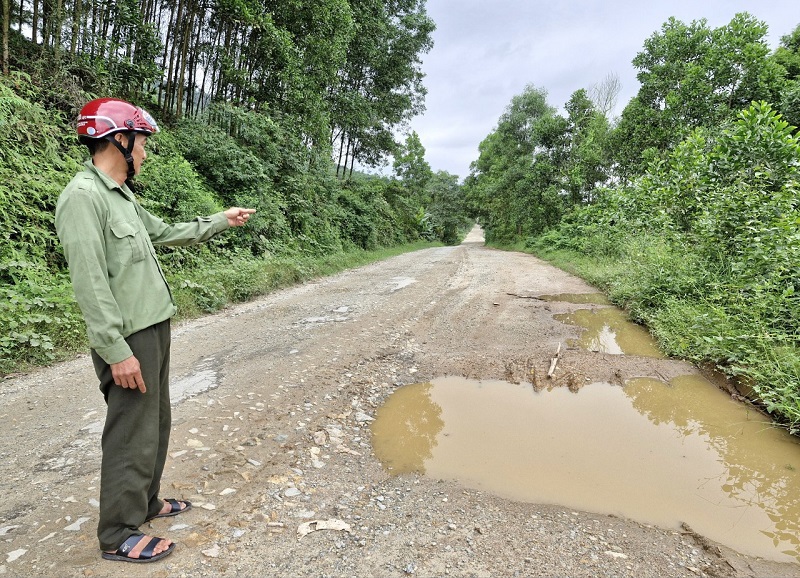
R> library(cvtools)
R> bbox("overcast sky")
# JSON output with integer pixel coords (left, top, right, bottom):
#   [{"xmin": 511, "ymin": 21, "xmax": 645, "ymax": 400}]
[{"xmin": 407, "ymin": 0, "xmax": 799, "ymax": 180}]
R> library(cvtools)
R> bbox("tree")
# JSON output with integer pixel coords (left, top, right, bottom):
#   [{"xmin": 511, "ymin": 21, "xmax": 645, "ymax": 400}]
[
  {"xmin": 329, "ymin": 0, "xmax": 434, "ymax": 176},
  {"xmin": 613, "ymin": 13, "xmax": 786, "ymax": 176},
  {"xmin": 773, "ymin": 23, "xmax": 800, "ymax": 80},
  {"xmin": 563, "ymin": 89, "xmax": 611, "ymax": 204},
  {"xmin": 426, "ymin": 170, "xmax": 468, "ymax": 245},
  {"xmin": 394, "ymin": 130, "xmax": 432, "ymax": 205},
  {"xmin": 464, "ymin": 85, "xmax": 566, "ymax": 242},
  {"xmin": 2, "ymin": 0, "xmax": 9, "ymax": 75},
  {"xmin": 589, "ymin": 72, "xmax": 621, "ymax": 118}
]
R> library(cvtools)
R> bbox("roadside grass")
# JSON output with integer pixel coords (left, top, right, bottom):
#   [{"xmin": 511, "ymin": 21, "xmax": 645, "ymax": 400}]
[
  {"xmin": 0, "ymin": 240, "xmax": 440, "ymax": 377},
  {"xmin": 493, "ymin": 234, "xmax": 800, "ymax": 433}
]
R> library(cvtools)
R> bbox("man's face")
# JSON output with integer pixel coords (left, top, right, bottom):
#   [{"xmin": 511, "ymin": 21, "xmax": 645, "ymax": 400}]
[{"xmin": 116, "ymin": 132, "xmax": 148, "ymax": 175}]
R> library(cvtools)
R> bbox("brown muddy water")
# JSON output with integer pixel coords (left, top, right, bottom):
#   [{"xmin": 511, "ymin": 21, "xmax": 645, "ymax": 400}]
[
  {"xmin": 553, "ymin": 308, "xmax": 664, "ymax": 358},
  {"xmin": 371, "ymin": 375, "xmax": 800, "ymax": 563}
]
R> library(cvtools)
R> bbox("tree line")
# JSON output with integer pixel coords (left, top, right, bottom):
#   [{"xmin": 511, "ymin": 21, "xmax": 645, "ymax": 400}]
[
  {"xmin": 464, "ymin": 13, "xmax": 800, "ymax": 431},
  {"xmin": 1, "ymin": 0, "xmax": 434, "ymax": 175}
]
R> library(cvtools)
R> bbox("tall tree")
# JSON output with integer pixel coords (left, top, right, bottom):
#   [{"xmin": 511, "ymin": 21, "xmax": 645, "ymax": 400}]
[
  {"xmin": 464, "ymin": 85, "xmax": 565, "ymax": 242},
  {"xmin": 393, "ymin": 130, "xmax": 432, "ymax": 205},
  {"xmin": 613, "ymin": 12, "xmax": 786, "ymax": 176},
  {"xmin": 2, "ymin": 0, "xmax": 9, "ymax": 75},
  {"xmin": 563, "ymin": 89, "xmax": 611, "ymax": 204}
]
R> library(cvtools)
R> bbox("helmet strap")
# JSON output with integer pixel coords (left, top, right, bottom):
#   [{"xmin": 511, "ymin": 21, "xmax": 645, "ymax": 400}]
[{"xmin": 107, "ymin": 132, "xmax": 137, "ymax": 184}]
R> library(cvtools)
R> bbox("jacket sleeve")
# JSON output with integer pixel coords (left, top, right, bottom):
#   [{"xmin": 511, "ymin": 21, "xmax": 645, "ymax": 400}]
[
  {"xmin": 55, "ymin": 187, "xmax": 133, "ymax": 364},
  {"xmin": 137, "ymin": 206, "xmax": 230, "ymax": 246}
]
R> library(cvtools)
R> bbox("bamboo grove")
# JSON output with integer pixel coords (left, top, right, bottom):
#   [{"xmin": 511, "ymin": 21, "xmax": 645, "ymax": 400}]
[{"xmin": 1, "ymin": 0, "xmax": 434, "ymax": 175}]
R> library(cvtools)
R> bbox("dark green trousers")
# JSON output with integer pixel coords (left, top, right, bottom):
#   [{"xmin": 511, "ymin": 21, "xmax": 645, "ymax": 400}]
[{"xmin": 91, "ymin": 319, "xmax": 171, "ymax": 551}]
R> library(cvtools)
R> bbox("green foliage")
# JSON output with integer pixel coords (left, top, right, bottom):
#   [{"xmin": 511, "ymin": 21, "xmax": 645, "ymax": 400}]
[
  {"xmin": 614, "ymin": 13, "xmax": 787, "ymax": 175},
  {"xmin": 529, "ymin": 100, "xmax": 800, "ymax": 430}
]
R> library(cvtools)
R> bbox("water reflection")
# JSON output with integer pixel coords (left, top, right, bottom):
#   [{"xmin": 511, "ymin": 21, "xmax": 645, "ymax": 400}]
[
  {"xmin": 538, "ymin": 293, "xmax": 611, "ymax": 305},
  {"xmin": 371, "ymin": 376, "xmax": 800, "ymax": 562},
  {"xmin": 554, "ymin": 308, "xmax": 664, "ymax": 358},
  {"xmin": 627, "ymin": 376, "xmax": 800, "ymax": 557},
  {"xmin": 371, "ymin": 382, "xmax": 443, "ymax": 474}
]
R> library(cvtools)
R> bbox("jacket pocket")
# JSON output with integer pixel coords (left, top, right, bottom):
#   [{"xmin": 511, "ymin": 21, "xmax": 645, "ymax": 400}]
[{"xmin": 110, "ymin": 220, "xmax": 147, "ymax": 265}]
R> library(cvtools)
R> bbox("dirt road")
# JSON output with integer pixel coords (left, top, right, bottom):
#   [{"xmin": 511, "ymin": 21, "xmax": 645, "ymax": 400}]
[{"xmin": 1, "ymin": 226, "xmax": 797, "ymax": 577}]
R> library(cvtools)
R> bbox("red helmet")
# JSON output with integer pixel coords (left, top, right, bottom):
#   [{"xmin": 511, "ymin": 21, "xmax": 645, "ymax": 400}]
[{"xmin": 77, "ymin": 98, "xmax": 159, "ymax": 143}]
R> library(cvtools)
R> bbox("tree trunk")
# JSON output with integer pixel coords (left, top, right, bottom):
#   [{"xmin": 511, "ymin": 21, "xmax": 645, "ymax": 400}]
[
  {"xmin": 70, "ymin": 0, "xmax": 82, "ymax": 55},
  {"xmin": 161, "ymin": 0, "xmax": 181, "ymax": 117},
  {"xmin": 2, "ymin": 0, "xmax": 9, "ymax": 75},
  {"xmin": 175, "ymin": 0, "xmax": 193, "ymax": 118},
  {"xmin": 32, "ymin": 0, "xmax": 38, "ymax": 44}
]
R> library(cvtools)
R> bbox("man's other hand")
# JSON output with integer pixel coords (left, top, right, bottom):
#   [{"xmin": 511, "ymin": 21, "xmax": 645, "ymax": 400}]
[{"xmin": 111, "ymin": 355, "xmax": 146, "ymax": 393}]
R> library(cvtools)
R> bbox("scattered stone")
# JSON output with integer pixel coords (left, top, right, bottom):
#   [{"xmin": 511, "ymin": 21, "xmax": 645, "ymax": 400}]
[
  {"xmin": 169, "ymin": 523, "xmax": 190, "ymax": 531},
  {"xmin": 284, "ymin": 487, "xmax": 302, "ymax": 498},
  {"xmin": 247, "ymin": 459, "xmax": 262, "ymax": 467},
  {"xmin": 170, "ymin": 450, "xmax": 188, "ymax": 458},
  {"xmin": 605, "ymin": 551, "xmax": 628, "ymax": 559},
  {"xmin": 354, "ymin": 412, "xmax": 373, "ymax": 422},
  {"xmin": 202, "ymin": 544, "xmax": 221, "ymax": 558},
  {"xmin": 199, "ymin": 503, "xmax": 217, "ymax": 510},
  {"xmin": 0, "ymin": 526, "xmax": 19, "ymax": 537},
  {"xmin": 5, "ymin": 550, "xmax": 26, "ymax": 563},
  {"xmin": 186, "ymin": 439, "xmax": 204, "ymax": 448},
  {"xmin": 220, "ymin": 488, "xmax": 237, "ymax": 496},
  {"xmin": 64, "ymin": 517, "xmax": 91, "ymax": 531},
  {"xmin": 297, "ymin": 519, "xmax": 352, "ymax": 540}
]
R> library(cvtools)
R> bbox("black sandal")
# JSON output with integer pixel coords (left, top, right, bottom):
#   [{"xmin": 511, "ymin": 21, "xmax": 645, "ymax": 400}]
[
  {"xmin": 101, "ymin": 534, "xmax": 175, "ymax": 563},
  {"xmin": 146, "ymin": 498, "xmax": 192, "ymax": 522}
]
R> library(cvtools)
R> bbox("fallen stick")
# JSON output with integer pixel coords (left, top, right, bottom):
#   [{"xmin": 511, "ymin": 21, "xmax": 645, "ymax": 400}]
[{"xmin": 547, "ymin": 343, "xmax": 562, "ymax": 378}]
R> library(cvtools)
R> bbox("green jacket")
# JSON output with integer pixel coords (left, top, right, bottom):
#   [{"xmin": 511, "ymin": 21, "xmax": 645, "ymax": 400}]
[{"xmin": 55, "ymin": 161, "xmax": 230, "ymax": 364}]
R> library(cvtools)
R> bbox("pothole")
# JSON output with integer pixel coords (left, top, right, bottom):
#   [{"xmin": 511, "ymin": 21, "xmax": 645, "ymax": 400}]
[{"xmin": 372, "ymin": 375, "xmax": 800, "ymax": 563}]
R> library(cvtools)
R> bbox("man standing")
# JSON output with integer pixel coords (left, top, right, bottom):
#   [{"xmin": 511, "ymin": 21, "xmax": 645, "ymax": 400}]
[{"xmin": 55, "ymin": 98, "xmax": 255, "ymax": 563}]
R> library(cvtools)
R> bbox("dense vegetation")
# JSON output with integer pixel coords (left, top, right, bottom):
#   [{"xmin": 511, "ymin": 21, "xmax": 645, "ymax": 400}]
[
  {"xmin": 464, "ymin": 14, "xmax": 800, "ymax": 431},
  {"xmin": 0, "ymin": 0, "xmax": 473, "ymax": 374}
]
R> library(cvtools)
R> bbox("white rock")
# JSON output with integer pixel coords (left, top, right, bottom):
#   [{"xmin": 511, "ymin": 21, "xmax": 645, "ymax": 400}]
[
  {"xmin": 199, "ymin": 503, "xmax": 217, "ymax": 510},
  {"xmin": 64, "ymin": 516, "xmax": 91, "ymax": 531},
  {"xmin": 5, "ymin": 549, "xmax": 26, "ymax": 563},
  {"xmin": 186, "ymin": 439, "xmax": 204, "ymax": 448},
  {"xmin": 605, "ymin": 551, "xmax": 628, "ymax": 559},
  {"xmin": 354, "ymin": 412, "xmax": 374, "ymax": 422},
  {"xmin": 202, "ymin": 544, "xmax": 221, "ymax": 558},
  {"xmin": 219, "ymin": 488, "xmax": 237, "ymax": 496}
]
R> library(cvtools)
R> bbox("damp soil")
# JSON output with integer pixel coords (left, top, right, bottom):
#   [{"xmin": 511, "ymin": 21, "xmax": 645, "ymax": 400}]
[{"xmin": 1, "ymin": 225, "xmax": 798, "ymax": 577}]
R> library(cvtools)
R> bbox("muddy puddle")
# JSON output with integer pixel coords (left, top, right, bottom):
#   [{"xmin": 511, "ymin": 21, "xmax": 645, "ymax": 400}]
[
  {"xmin": 554, "ymin": 308, "xmax": 664, "ymax": 358},
  {"xmin": 371, "ymin": 376, "xmax": 800, "ymax": 563},
  {"xmin": 539, "ymin": 293, "xmax": 611, "ymax": 305}
]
